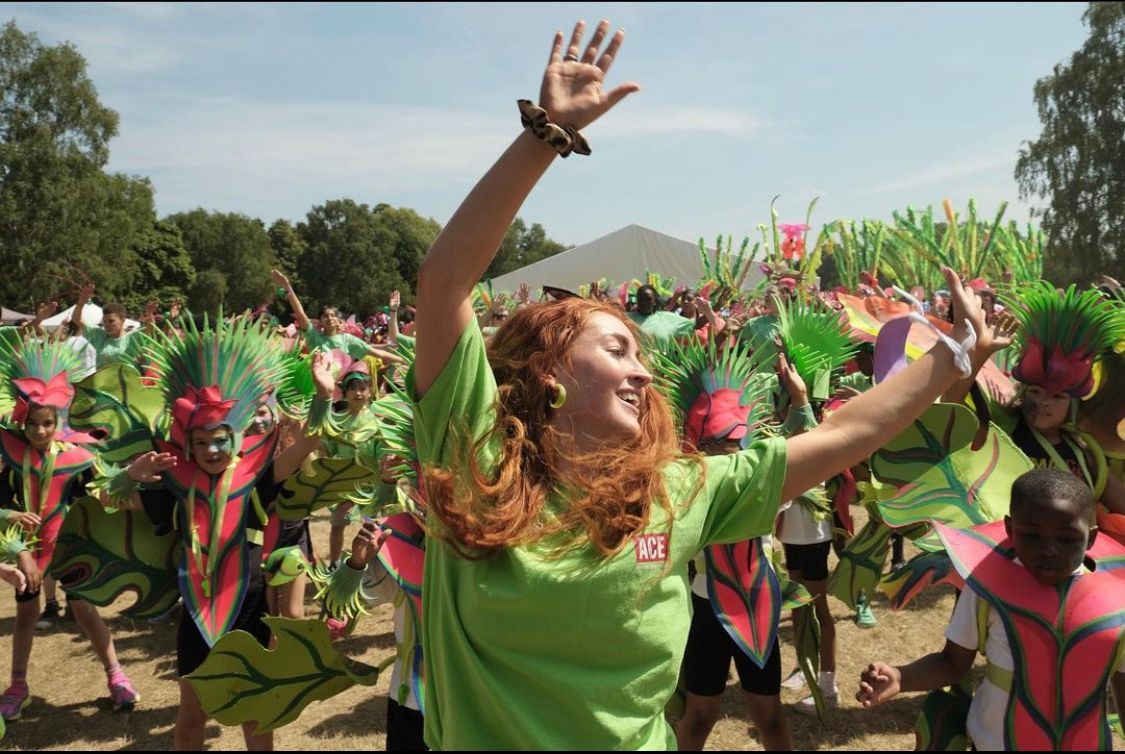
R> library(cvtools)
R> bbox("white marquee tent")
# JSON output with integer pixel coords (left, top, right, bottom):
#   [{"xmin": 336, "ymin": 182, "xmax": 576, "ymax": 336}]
[
  {"xmin": 40, "ymin": 303, "xmax": 141, "ymax": 332},
  {"xmin": 489, "ymin": 224, "xmax": 764, "ymax": 296}
]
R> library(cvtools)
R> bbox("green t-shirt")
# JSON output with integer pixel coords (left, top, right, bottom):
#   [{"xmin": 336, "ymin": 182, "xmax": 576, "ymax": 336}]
[
  {"xmin": 82, "ymin": 325, "xmax": 140, "ymax": 369},
  {"xmin": 304, "ymin": 325, "xmax": 371, "ymax": 359},
  {"xmin": 627, "ymin": 311, "xmax": 696, "ymax": 347},
  {"xmin": 409, "ymin": 321, "xmax": 787, "ymax": 750}
]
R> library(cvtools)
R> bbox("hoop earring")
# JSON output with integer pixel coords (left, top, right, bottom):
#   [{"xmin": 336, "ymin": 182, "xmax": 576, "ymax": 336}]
[{"xmin": 549, "ymin": 384, "xmax": 567, "ymax": 410}]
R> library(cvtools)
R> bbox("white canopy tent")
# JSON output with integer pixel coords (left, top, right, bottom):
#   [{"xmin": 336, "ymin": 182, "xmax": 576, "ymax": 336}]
[
  {"xmin": 40, "ymin": 303, "xmax": 141, "ymax": 333},
  {"xmin": 488, "ymin": 224, "xmax": 764, "ymax": 296}
]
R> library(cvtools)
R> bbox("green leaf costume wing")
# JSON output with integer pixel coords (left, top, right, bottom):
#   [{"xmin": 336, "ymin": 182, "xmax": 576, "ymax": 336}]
[
  {"xmin": 48, "ymin": 495, "xmax": 178, "ymax": 620},
  {"xmin": 187, "ymin": 616, "xmax": 389, "ymax": 735}
]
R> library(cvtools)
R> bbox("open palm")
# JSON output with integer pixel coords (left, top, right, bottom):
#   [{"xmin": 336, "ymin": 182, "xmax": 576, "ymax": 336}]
[{"xmin": 539, "ymin": 20, "xmax": 639, "ymax": 129}]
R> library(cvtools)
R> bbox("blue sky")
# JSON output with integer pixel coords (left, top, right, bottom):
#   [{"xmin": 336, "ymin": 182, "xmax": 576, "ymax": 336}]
[{"xmin": 2, "ymin": 2, "xmax": 1089, "ymax": 247}]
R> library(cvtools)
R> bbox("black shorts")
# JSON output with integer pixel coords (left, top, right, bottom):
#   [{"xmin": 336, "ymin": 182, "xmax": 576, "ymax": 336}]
[
  {"xmin": 277, "ymin": 518, "xmax": 313, "ymax": 561},
  {"xmin": 783, "ymin": 541, "xmax": 832, "ymax": 581},
  {"xmin": 386, "ymin": 697, "xmax": 427, "ymax": 751},
  {"xmin": 14, "ymin": 588, "xmax": 83, "ymax": 605},
  {"xmin": 177, "ymin": 569, "xmax": 270, "ymax": 677},
  {"xmin": 682, "ymin": 592, "xmax": 781, "ymax": 696}
]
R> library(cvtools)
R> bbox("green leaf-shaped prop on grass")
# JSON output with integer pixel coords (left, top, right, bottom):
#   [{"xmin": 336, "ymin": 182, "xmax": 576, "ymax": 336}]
[
  {"xmin": 188, "ymin": 617, "xmax": 390, "ymax": 735},
  {"xmin": 49, "ymin": 496, "xmax": 178, "ymax": 620},
  {"xmin": 275, "ymin": 457, "xmax": 374, "ymax": 521}
]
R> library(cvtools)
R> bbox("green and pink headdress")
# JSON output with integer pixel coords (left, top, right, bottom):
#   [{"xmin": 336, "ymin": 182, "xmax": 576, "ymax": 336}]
[
  {"xmin": 1002, "ymin": 281, "xmax": 1125, "ymax": 398},
  {"xmin": 0, "ymin": 335, "xmax": 85, "ymax": 430},
  {"xmin": 651, "ymin": 338, "xmax": 772, "ymax": 450},
  {"xmin": 774, "ymin": 299, "xmax": 859, "ymax": 403},
  {"xmin": 143, "ymin": 315, "xmax": 286, "ymax": 455}
]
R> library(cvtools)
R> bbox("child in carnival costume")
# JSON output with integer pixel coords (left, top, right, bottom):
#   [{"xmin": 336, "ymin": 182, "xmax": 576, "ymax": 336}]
[
  {"xmin": 102, "ymin": 315, "xmax": 329, "ymax": 750},
  {"xmin": 0, "ymin": 335, "xmax": 140, "ymax": 720},
  {"xmin": 953, "ymin": 282, "xmax": 1125, "ymax": 532},
  {"xmin": 652, "ymin": 335, "xmax": 799, "ymax": 749},
  {"xmin": 858, "ymin": 469, "xmax": 1125, "ymax": 751}
]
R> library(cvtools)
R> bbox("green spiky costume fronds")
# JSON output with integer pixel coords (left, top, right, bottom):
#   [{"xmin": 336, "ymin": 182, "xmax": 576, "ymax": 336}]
[
  {"xmin": 0, "ymin": 335, "xmax": 86, "ymax": 427},
  {"xmin": 650, "ymin": 337, "xmax": 773, "ymax": 446},
  {"xmin": 774, "ymin": 299, "xmax": 859, "ymax": 402},
  {"xmin": 143, "ymin": 314, "xmax": 287, "ymax": 445},
  {"xmin": 1001, "ymin": 282, "xmax": 1125, "ymax": 398}
]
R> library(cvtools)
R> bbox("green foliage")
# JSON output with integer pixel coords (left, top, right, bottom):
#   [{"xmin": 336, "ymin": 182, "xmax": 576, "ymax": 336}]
[
  {"xmin": 295, "ymin": 199, "xmax": 403, "ymax": 317},
  {"xmin": 0, "ymin": 21, "xmax": 158, "ymax": 310},
  {"xmin": 485, "ymin": 217, "xmax": 568, "ymax": 279},
  {"xmin": 1015, "ymin": 3, "xmax": 1125, "ymax": 284},
  {"xmin": 166, "ymin": 209, "xmax": 277, "ymax": 314}
]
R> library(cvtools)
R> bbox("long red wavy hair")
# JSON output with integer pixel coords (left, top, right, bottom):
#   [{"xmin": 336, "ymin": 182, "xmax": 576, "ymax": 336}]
[{"xmin": 424, "ymin": 297, "xmax": 691, "ymax": 559}]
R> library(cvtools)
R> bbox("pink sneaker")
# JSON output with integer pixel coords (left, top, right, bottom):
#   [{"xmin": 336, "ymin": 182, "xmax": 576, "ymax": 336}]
[
  {"xmin": 0, "ymin": 684, "xmax": 29, "ymax": 721},
  {"xmin": 108, "ymin": 674, "xmax": 140, "ymax": 712},
  {"xmin": 325, "ymin": 617, "xmax": 348, "ymax": 642}
]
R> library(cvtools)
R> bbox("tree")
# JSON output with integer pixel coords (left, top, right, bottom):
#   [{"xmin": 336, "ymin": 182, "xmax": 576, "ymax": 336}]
[
  {"xmin": 485, "ymin": 218, "xmax": 568, "ymax": 279},
  {"xmin": 371, "ymin": 204, "xmax": 441, "ymax": 299},
  {"xmin": 295, "ymin": 199, "xmax": 402, "ymax": 317},
  {"xmin": 166, "ymin": 209, "xmax": 276, "ymax": 313},
  {"xmin": 1015, "ymin": 2, "xmax": 1125, "ymax": 284},
  {"xmin": 0, "ymin": 21, "xmax": 155, "ymax": 309},
  {"xmin": 123, "ymin": 220, "xmax": 195, "ymax": 313}
]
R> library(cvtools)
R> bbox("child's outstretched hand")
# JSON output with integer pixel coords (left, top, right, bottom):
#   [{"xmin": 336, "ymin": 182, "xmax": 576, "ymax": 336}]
[
  {"xmin": 0, "ymin": 563, "xmax": 27, "ymax": 594},
  {"xmin": 857, "ymin": 662, "xmax": 901, "ymax": 708}
]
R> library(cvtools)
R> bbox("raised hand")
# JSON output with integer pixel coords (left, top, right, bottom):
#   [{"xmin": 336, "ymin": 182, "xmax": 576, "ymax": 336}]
[
  {"xmin": 346, "ymin": 520, "xmax": 391, "ymax": 570},
  {"xmin": 389, "ymin": 291, "xmax": 401, "ymax": 311},
  {"xmin": 540, "ymin": 20, "xmax": 640, "ymax": 129},
  {"xmin": 776, "ymin": 353, "xmax": 809, "ymax": 408},
  {"xmin": 271, "ymin": 269, "xmax": 292, "ymax": 291},
  {"xmin": 34, "ymin": 301, "xmax": 59, "ymax": 320},
  {"xmin": 980, "ymin": 309, "xmax": 1019, "ymax": 356},
  {"xmin": 127, "ymin": 451, "xmax": 177, "ymax": 483},
  {"xmin": 311, "ymin": 351, "xmax": 336, "ymax": 398}
]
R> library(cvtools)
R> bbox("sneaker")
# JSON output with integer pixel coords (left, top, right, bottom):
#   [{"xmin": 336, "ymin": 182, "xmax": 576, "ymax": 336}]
[
  {"xmin": 855, "ymin": 595, "xmax": 878, "ymax": 629},
  {"xmin": 108, "ymin": 675, "xmax": 140, "ymax": 712},
  {"xmin": 794, "ymin": 689, "xmax": 838, "ymax": 716},
  {"xmin": 0, "ymin": 684, "xmax": 29, "ymax": 721},
  {"xmin": 325, "ymin": 617, "xmax": 348, "ymax": 642},
  {"xmin": 890, "ymin": 559, "xmax": 906, "ymax": 573},
  {"xmin": 35, "ymin": 602, "xmax": 59, "ymax": 630},
  {"xmin": 780, "ymin": 667, "xmax": 806, "ymax": 690}
]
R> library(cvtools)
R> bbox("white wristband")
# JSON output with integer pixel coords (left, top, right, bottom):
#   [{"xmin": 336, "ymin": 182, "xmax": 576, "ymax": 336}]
[{"xmin": 893, "ymin": 287, "xmax": 976, "ymax": 377}]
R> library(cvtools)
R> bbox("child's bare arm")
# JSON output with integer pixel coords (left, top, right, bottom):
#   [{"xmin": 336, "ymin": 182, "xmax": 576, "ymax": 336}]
[{"xmin": 857, "ymin": 641, "xmax": 975, "ymax": 708}]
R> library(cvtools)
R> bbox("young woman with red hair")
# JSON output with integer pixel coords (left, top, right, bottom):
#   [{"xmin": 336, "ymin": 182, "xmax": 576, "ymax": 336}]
[{"xmin": 410, "ymin": 20, "xmax": 991, "ymax": 750}]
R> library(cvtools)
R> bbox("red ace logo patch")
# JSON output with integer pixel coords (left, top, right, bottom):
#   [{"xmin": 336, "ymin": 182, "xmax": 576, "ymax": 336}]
[{"xmin": 634, "ymin": 533, "xmax": 669, "ymax": 564}]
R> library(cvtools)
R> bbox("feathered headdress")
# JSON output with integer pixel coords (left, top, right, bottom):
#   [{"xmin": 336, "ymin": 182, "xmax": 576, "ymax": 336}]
[
  {"xmin": 0, "ymin": 335, "xmax": 86, "ymax": 428},
  {"xmin": 651, "ymin": 338, "xmax": 772, "ymax": 450},
  {"xmin": 143, "ymin": 314, "xmax": 285, "ymax": 452},
  {"xmin": 1002, "ymin": 282, "xmax": 1125, "ymax": 398}
]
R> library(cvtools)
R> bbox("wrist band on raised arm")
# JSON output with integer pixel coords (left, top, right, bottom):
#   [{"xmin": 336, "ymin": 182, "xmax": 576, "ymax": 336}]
[
  {"xmin": 893, "ymin": 287, "xmax": 976, "ymax": 377},
  {"xmin": 517, "ymin": 99, "xmax": 591, "ymax": 158}
]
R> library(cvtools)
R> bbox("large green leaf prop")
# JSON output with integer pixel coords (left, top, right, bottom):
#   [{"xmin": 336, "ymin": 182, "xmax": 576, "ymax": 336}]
[
  {"xmin": 868, "ymin": 403, "xmax": 1031, "ymax": 536},
  {"xmin": 187, "ymin": 617, "xmax": 388, "ymax": 735},
  {"xmin": 69, "ymin": 365, "xmax": 163, "ymax": 465},
  {"xmin": 48, "ymin": 496, "xmax": 179, "ymax": 620},
  {"xmin": 275, "ymin": 457, "xmax": 374, "ymax": 521},
  {"xmin": 913, "ymin": 683, "xmax": 972, "ymax": 751},
  {"xmin": 828, "ymin": 511, "xmax": 891, "ymax": 610}
]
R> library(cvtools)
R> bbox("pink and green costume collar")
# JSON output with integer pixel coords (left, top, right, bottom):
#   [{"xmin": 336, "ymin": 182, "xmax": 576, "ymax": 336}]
[{"xmin": 935, "ymin": 520, "xmax": 1125, "ymax": 750}]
